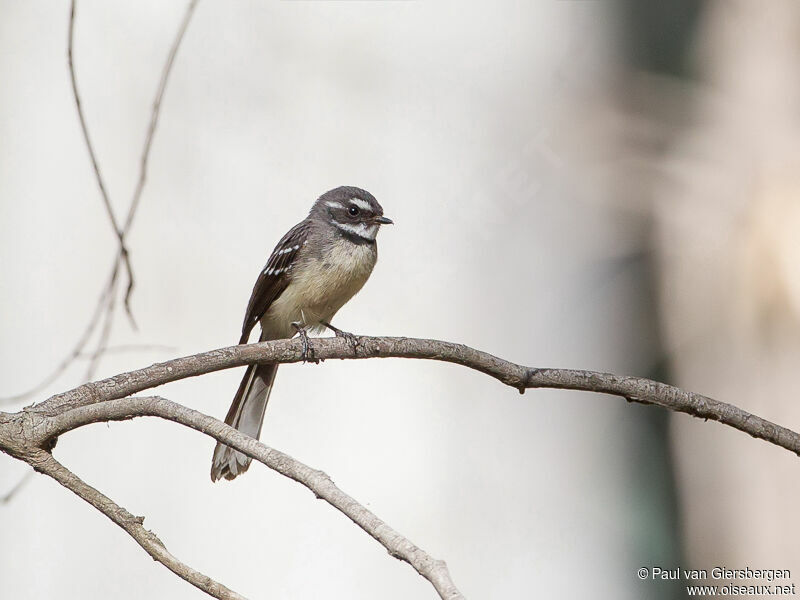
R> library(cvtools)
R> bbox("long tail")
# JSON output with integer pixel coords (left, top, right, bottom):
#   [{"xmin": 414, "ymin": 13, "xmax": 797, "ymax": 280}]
[{"xmin": 210, "ymin": 361, "xmax": 278, "ymax": 481}]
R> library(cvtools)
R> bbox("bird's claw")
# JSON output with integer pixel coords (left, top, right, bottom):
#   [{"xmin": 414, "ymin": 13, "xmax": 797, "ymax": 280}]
[
  {"xmin": 322, "ymin": 321, "xmax": 359, "ymax": 352},
  {"xmin": 292, "ymin": 322, "xmax": 317, "ymax": 363}
]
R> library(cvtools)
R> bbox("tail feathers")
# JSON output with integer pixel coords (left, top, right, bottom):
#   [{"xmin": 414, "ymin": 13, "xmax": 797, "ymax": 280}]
[{"xmin": 211, "ymin": 362, "xmax": 278, "ymax": 481}]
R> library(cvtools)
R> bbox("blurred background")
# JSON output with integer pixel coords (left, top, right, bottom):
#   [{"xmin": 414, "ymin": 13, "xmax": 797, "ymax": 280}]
[{"xmin": 1, "ymin": 1, "xmax": 799, "ymax": 598}]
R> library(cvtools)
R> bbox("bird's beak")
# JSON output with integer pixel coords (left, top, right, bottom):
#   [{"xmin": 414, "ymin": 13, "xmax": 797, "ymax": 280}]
[{"xmin": 375, "ymin": 216, "xmax": 393, "ymax": 225}]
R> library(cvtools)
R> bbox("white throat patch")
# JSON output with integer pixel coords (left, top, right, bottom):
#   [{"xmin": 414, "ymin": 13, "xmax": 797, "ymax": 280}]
[{"xmin": 334, "ymin": 220, "xmax": 379, "ymax": 241}]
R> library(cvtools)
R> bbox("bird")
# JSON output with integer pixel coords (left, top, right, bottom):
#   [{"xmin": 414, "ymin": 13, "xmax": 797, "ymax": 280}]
[{"xmin": 210, "ymin": 186, "xmax": 392, "ymax": 481}]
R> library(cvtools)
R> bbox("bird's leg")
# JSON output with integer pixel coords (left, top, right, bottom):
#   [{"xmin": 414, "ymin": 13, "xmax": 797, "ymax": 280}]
[
  {"xmin": 291, "ymin": 322, "xmax": 317, "ymax": 363},
  {"xmin": 321, "ymin": 320, "xmax": 359, "ymax": 351}
]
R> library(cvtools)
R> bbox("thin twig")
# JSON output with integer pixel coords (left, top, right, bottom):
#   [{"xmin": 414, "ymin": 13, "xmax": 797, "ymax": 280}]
[
  {"xmin": 35, "ymin": 336, "xmax": 800, "ymax": 458},
  {"xmin": 123, "ymin": 0, "xmax": 199, "ymax": 236},
  {"xmin": 29, "ymin": 450, "xmax": 247, "ymax": 600},
  {"xmin": 118, "ymin": 0, "xmax": 199, "ymax": 314},
  {"xmin": 6, "ymin": 0, "xmax": 199, "ymax": 401},
  {"xmin": 68, "ymin": 0, "xmax": 121, "ymax": 238},
  {"xmin": 68, "ymin": 0, "xmax": 136, "ymax": 327}
]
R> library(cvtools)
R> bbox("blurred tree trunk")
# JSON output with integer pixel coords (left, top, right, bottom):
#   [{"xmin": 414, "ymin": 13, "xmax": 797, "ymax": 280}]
[
  {"xmin": 654, "ymin": 0, "xmax": 800, "ymax": 577},
  {"xmin": 614, "ymin": 1, "xmax": 705, "ymax": 598}
]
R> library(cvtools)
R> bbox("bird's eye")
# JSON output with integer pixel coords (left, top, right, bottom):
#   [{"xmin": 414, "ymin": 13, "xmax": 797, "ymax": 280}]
[{"xmin": 348, "ymin": 206, "xmax": 360, "ymax": 216}]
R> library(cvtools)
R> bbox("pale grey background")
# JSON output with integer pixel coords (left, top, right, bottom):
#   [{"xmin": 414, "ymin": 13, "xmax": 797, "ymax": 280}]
[{"xmin": 0, "ymin": 1, "xmax": 710, "ymax": 599}]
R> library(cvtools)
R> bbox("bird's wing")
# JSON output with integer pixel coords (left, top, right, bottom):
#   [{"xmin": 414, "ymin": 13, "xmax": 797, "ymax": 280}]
[{"xmin": 239, "ymin": 220, "xmax": 311, "ymax": 344}]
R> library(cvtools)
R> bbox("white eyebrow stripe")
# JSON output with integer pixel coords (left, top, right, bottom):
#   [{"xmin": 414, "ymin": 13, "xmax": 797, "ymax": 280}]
[
  {"xmin": 325, "ymin": 200, "xmax": 345, "ymax": 209},
  {"xmin": 350, "ymin": 197, "xmax": 372, "ymax": 211}
]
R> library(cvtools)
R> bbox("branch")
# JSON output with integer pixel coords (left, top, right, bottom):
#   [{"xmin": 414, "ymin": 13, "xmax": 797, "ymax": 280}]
[
  {"xmin": 36, "ymin": 336, "xmax": 800, "ymax": 458},
  {"xmin": 41, "ymin": 395, "xmax": 463, "ymax": 600},
  {"xmin": 29, "ymin": 450, "xmax": 247, "ymax": 600},
  {"xmin": 5, "ymin": 335, "xmax": 800, "ymax": 599}
]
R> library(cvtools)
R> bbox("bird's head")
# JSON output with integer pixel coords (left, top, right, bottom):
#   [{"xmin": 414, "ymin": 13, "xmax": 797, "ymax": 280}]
[{"xmin": 312, "ymin": 186, "xmax": 393, "ymax": 241}]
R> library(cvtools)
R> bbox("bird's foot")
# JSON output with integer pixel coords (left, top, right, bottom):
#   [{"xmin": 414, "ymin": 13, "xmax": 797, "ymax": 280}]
[
  {"xmin": 322, "ymin": 321, "xmax": 359, "ymax": 352},
  {"xmin": 291, "ymin": 322, "xmax": 317, "ymax": 363}
]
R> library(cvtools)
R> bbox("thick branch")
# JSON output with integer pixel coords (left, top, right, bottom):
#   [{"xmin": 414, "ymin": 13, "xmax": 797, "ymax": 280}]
[
  {"xmin": 42, "ymin": 395, "xmax": 463, "ymax": 600},
  {"xmin": 37, "ymin": 336, "xmax": 800, "ymax": 458},
  {"xmin": 28, "ymin": 449, "xmax": 246, "ymax": 600}
]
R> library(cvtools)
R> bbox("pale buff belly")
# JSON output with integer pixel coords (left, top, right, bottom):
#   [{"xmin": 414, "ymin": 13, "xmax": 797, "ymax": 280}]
[{"xmin": 261, "ymin": 240, "xmax": 377, "ymax": 339}]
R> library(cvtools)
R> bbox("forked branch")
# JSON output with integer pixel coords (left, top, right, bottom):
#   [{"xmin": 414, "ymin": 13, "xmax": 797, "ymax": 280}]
[{"xmin": 3, "ymin": 334, "xmax": 800, "ymax": 600}]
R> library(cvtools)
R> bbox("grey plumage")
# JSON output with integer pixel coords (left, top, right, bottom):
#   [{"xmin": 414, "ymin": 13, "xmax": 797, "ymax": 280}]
[{"xmin": 210, "ymin": 186, "xmax": 391, "ymax": 482}]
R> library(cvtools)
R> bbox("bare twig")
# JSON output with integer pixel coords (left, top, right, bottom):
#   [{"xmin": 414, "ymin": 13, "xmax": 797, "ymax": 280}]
[
  {"xmin": 67, "ymin": 0, "xmax": 121, "ymax": 238},
  {"xmin": 123, "ymin": 0, "xmax": 199, "ymax": 236},
  {"xmin": 68, "ymin": 0, "xmax": 136, "ymax": 326},
  {"xmin": 35, "ymin": 336, "xmax": 800, "ymax": 458},
  {"xmin": 29, "ymin": 450, "xmax": 247, "ymax": 600},
  {"xmin": 2, "ymin": 1, "xmax": 199, "ymax": 405},
  {"xmin": 120, "ymin": 0, "xmax": 199, "ymax": 313}
]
